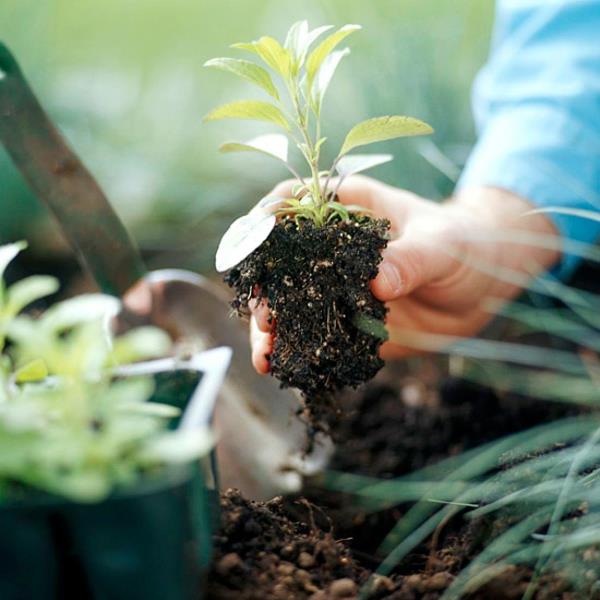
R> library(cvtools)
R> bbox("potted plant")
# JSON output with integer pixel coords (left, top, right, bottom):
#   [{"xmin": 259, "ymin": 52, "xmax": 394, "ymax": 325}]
[
  {"xmin": 0, "ymin": 242, "xmax": 230, "ymax": 600},
  {"xmin": 205, "ymin": 21, "xmax": 433, "ymax": 426}
]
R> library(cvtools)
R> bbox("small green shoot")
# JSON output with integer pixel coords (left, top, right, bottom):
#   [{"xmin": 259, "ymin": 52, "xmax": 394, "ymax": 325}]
[{"xmin": 205, "ymin": 21, "xmax": 433, "ymax": 271}]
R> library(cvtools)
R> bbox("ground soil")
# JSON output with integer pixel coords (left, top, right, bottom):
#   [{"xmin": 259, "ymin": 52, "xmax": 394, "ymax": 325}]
[
  {"xmin": 207, "ymin": 357, "xmax": 589, "ymax": 599},
  {"xmin": 224, "ymin": 216, "xmax": 389, "ymax": 429},
  {"xmin": 206, "ymin": 489, "xmax": 380, "ymax": 600},
  {"xmin": 299, "ymin": 364, "xmax": 580, "ymax": 561},
  {"xmin": 212, "ymin": 252, "xmax": 600, "ymax": 599}
]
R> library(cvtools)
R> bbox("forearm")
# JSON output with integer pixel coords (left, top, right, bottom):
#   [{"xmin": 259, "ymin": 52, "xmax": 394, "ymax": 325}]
[{"xmin": 459, "ymin": 1, "xmax": 600, "ymax": 280}]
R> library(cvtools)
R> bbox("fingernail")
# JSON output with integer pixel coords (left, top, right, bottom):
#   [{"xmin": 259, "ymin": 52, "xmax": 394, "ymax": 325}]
[{"xmin": 380, "ymin": 261, "xmax": 402, "ymax": 295}]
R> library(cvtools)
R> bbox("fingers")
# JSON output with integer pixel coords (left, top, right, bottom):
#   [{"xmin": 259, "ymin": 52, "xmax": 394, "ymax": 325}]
[
  {"xmin": 372, "ymin": 256, "xmax": 404, "ymax": 301},
  {"xmin": 270, "ymin": 179, "xmax": 297, "ymax": 198},
  {"xmin": 249, "ymin": 297, "xmax": 273, "ymax": 374},
  {"xmin": 123, "ymin": 279, "xmax": 154, "ymax": 315},
  {"xmin": 336, "ymin": 176, "xmax": 423, "ymax": 230},
  {"xmin": 371, "ymin": 227, "xmax": 462, "ymax": 301},
  {"xmin": 250, "ymin": 314, "xmax": 272, "ymax": 374},
  {"xmin": 249, "ymin": 297, "xmax": 271, "ymax": 332}
]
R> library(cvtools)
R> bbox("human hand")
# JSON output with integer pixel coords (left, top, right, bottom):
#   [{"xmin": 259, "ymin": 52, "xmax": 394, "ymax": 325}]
[{"xmin": 250, "ymin": 176, "xmax": 560, "ymax": 373}]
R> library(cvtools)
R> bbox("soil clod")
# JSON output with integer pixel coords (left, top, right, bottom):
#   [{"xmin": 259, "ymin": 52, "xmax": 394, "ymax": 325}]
[
  {"xmin": 207, "ymin": 489, "xmax": 371, "ymax": 600},
  {"xmin": 225, "ymin": 217, "xmax": 389, "ymax": 428}
]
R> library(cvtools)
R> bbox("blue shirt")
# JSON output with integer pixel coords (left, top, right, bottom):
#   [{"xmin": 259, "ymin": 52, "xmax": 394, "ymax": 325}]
[{"xmin": 458, "ymin": 0, "xmax": 600, "ymax": 279}]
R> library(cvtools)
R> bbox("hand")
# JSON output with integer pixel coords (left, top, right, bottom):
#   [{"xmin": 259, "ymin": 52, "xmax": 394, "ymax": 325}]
[{"xmin": 250, "ymin": 176, "xmax": 561, "ymax": 373}]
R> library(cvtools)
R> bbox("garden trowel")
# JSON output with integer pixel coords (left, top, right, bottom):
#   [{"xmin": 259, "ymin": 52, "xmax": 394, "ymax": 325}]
[{"xmin": 0, "ymin": 42, "xmax": 333, "ymax": 500}]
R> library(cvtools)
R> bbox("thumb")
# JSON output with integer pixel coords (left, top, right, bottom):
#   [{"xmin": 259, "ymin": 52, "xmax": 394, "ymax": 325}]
[
  {"xmin": 270, "ymin": 179, "xmax": 297, "ymax": 198},
  {"xmin": 372, "ymin": 233, "xmax": 461, "ymax": 301}
]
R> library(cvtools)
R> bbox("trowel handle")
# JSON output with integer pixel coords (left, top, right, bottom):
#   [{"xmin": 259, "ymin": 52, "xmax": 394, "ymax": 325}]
[{"xmin": 0, "ymin": 43, "xmax": 146, "ymax": 297}]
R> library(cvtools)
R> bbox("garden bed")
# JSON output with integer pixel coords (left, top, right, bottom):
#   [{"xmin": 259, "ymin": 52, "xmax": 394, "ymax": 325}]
[{"xmin": 207, "ymin": 357, "xmax": 588, "ymax": 599}]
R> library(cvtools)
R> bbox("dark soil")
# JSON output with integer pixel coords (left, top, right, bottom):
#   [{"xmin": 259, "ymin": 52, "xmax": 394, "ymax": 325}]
[
  {"xmin": 206, "ymin": 489, "xmax": 388, "ymax": 600},
  {"xmin": 206, "ymin": 488, "xmax": 474, "ymax": 600},
  {"xmin": 207, "ymin": 488, "xmax": 575, "ymax": 600},
  {"xmin": 300, "ymin": 363, "xmax": 582, "ymax": 562},
  {"xmin": 224, "ymin": 216, "xmax": 389, "ymax": 428},
  {"xmin": 207, "ymin": 359, "xmax": 588, "ymax": 599}
]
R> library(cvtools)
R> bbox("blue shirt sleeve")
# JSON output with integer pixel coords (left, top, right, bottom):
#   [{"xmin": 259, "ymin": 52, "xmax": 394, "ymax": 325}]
[{"xmin": 458, "ymin": 0, "xmax": 600, "ymax": 279}]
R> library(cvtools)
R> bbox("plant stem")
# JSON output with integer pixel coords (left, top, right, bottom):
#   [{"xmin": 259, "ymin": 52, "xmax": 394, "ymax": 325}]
[
  {"xmin": 284, "ymin": 164, "xmax": 307, "ymax": 187},
  {"xmin": 287, "ymin": 78, "xmax": 323, "ymax": 210},
  {"xmin": 323, "ymin": 155, "xmax": 342, "ymax": 202}
]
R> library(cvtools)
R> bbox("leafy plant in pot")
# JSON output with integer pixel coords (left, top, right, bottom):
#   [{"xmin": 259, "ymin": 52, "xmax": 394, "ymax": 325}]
[
  {"xmin": 205, "ymin": 21, "xmax": 433, "ymax": 426},
  {"xmin": 0, "ymin": 242, "xmax": 229, "ymax": 600}
]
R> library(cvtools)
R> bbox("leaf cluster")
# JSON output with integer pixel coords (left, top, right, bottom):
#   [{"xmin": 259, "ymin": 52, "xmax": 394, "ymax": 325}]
[
  {"xmin": 0, "ymin": 243, "xmax": 209, "ymax": 503},
  {"xmin": 206, "ymin": 21, "xmax": 432, "ymax": 271},
  {"xmin": 204, "ymin": 23, "xmax": 432, "ymax": 211}
]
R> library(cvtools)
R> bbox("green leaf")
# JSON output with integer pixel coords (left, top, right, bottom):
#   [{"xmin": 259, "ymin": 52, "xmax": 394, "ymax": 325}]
[
  {"xmin": 285, "ymin": 21, "xmax": 308, "ymax": 52},
  {"xmin": 220, "ymin": 133, "xmax": 288, "ymax": 163},
  {"xmin": 306, "ymin": 24, "xmax": 361, "ymax": 88},
  {"xmin": 40, "ymin": 294, "xmax": 121, "ymax": 332},
  {"xmin": 339, "ymin": 115, "xmax": 433, "ymax": 155},
  {"xmin": 0, "ymin": 241, "xmax": 26, "ymax": 283},
  {"xmin": 284, "ymin": 20, "xmax": 309, "ymax": 68},
  {"xmin": 353, "ymin": 313, "xmax": 389, "ymax": 341},
  {"xmin": 203, "ymin": 100, "xmax": 290, "ymax": 130},
  {"xmin": 312, "ymin": 48, "xmax": 349, "ymax": 108},
  {"xmin": 118, "ymin": 401, "xmax": 180, "ymax": 418},
  {"xmin": 48, "ymin": 470, "xmax": 111, "ymax": 503},
  {"xmin": 284, "ymin": 22, "xmax": 333, "ymax": 72},
  {"xmin": 103, "ymin": 378, "xmax": 155, "ymax": 406},
  {"xmin": 326, "ymin": 201, "xmax": 349, "ymax": 221},
  {"xmin": 315, "ymin": 137, "xmax": 328, "ymax": 152},
  {"xmin": 141, "ymin": 428, "xmax": 213, "ymax": 463},
  {"xmin": 110, "ymin": 326, "xmax": 172, "ymax": 365},
  {"xmin": 232, "ymin": 36, "xmax": 291, "ymax": 78},
  {"xmin": 283, "ymin": 199, "xmax": 303, "ymax": 208},
  {"xmin": 230, "ymin": 42, "xmax": 256, "ymax": 53},
  {"xmin": 4, "ymin": 315, "xmax": 36, "ymax": 346},
  {"xmin": 204, "ymin": 58, "xmax": 279, "ymax": 100},
  {"xmin": 336, "ymin": 153, "xmax": 393, "ymax": 177},
  {"xmin": 14, "ymin": 358, "xmax": 48, "ymax": 383},
  {"xmin": 6, "ymin": 275, "xmax": 59, "ymax": 316},
  {"xmin": 305, "ymin": 25, "xmax": 335, "ymax": 51}
]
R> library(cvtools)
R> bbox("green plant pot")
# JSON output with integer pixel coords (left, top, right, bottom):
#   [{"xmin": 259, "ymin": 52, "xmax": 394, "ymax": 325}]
[
  {"xmin": 0, "ymin": 347, "xmax": 231, "ymax": 600},
  {"xmin": 0, "ymin": 466, "xmax": 205, "ymax": 600}
]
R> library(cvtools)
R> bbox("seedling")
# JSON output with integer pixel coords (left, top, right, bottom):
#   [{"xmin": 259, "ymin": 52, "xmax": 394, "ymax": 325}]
[
  {"xmin": 205, "ymin": 22, "xmax": 432, "ymax": 424},
  {"xmin": 0, "ymin": 242, "xmax": 211, "ymax": 502}
]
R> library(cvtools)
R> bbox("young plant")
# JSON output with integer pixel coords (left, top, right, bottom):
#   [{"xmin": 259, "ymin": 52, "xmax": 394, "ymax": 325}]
[
  {"xmin": 0, "ymin": 242, "xmax": 211, "ymax": 502},
  {"xmin": 204, "ymin": 22, "xmax": 432, "ymax": 422}
]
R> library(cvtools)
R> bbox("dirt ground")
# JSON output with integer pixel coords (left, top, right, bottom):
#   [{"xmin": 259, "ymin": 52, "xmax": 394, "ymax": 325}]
[{"xmin": 206, "ymin": 355, "xmax": 587, "ymax": 599}]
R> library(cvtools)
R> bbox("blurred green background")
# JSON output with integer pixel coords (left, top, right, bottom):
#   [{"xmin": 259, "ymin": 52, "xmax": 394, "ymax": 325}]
[{"xmin": 0, "ymin": 0, "xmax": 493, "ymax": 273}]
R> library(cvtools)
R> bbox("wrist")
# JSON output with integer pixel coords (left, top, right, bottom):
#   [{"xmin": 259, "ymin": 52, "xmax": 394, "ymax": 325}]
[
  {"xmin": 444, "ymin": 186, "xmax": 561, "ymax": 300},
  {"xmin": 451, "ymin": 186, "xmax": 560, "ymax": 267}
]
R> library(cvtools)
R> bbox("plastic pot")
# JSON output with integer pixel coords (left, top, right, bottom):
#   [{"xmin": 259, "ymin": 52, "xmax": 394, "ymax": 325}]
[{"xmin": 0, "ymin": 347, "xmax": 231, "ymax": 600}]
